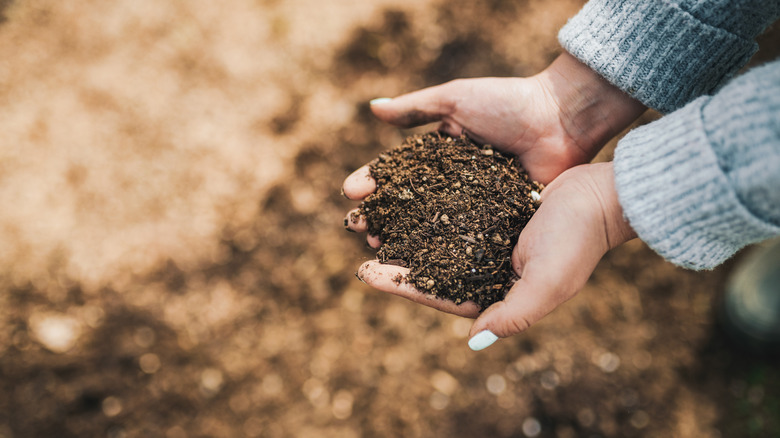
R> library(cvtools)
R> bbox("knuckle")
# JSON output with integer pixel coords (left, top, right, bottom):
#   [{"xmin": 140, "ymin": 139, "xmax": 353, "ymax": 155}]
[
  {"xmin": 507, "ymin": 315, "xmax": 531, "ymax": 336},
  {"xmin": 485, "ymin": 301, "xmax": 532, "ymax": 337},
  {"xmin": 511, "ymin": 245, "xmax": 525, "ymax": 276}
]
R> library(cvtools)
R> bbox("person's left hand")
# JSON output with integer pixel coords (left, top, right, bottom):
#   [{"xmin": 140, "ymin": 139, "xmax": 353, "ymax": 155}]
[{"xmin": 344, "ymin": 161, "xmax": 636, "ymax": 350}]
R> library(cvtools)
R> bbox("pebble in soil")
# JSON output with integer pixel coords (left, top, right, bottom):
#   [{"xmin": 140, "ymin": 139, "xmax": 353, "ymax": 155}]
[{"xmin": 356, "ymin": 132, "xmax": 543, "ymax": 310}]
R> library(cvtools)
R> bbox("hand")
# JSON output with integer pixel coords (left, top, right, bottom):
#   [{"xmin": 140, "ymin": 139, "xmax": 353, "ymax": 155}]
[
  {"xmin": 368, "ymin": 52, "xmax": 646, "ymax": 184},
  {"xmin": 344, "ymin": 52, "xmax": 643, "ymax": 256},
  {"xmin": 465, "ymin": 162, "xmax": 636, "ymax": 349},
  {"xmin": 345, "ymin": 52, "xmax": 644, "ymax": 349},
  {"xmin": 345, "ymin": 162, "xmax": 636, "ymax": 350}
]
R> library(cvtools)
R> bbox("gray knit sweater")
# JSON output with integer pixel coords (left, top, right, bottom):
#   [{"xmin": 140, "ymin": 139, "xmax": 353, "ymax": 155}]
[{"xmin": 559, "ymin": 0, "xmax": 780, "ymax": 270}]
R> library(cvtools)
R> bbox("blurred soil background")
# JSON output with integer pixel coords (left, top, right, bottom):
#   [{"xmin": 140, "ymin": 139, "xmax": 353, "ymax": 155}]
[{"xmin": 0, "ymin": 1, "xmax": 778, "ymax": 437}]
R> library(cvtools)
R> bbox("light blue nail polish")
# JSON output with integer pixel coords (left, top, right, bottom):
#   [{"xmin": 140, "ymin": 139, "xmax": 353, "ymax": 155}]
[
  {"xmin": 370, "ymin": 97, "xmax": 392, "ymax": 105},
  {"xmin": 468, "ymin": 330, "xmax": 498, "ymax": 351}
]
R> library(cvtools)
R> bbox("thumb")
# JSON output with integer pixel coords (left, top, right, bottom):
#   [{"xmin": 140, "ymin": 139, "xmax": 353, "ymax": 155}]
[
  {"xmin": 466, "ymin": 272, "xmax": 567, "ymax": 351},
  {"xmin": 463, "ymin": 163, "xmax": 631, "ymax": 351},
  {"xmin": 464, "ymin": 170, "xmax": 613, "ymax": 351},
  {"xmin": 369, "ymin": 82, "xmax": 457, "ymax": 128},
  {"xmin": 465, "ymin": 218, "xmax": 606, "ymax": 351}
]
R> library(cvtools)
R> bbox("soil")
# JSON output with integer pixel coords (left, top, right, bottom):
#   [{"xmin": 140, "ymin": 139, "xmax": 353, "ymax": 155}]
[
  {"xmin": 0, "ymin": 2, "xmax": 778, "ymax": 438},
  {"xmin": 357, "ymin": 133, "xmax": 543, "ymax": 309}
]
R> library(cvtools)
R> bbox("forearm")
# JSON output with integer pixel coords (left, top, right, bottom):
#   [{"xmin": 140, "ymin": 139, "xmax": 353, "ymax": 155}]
[
  {"xmin": 536, "ymin": 52, "xmax": 647, "ymax": 160},
  {"xmin": 614, "ymin": 60, "xmax": 780, "ymax": 270}
]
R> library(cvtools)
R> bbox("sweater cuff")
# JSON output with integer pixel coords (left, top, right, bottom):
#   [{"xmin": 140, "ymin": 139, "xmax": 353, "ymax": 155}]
[
  {"xmin": 558, "ymin": 0, "xmax": 758, "ymax": 114},
  {"xmin": 613, "ymin": 97, "xmax": 780, "ymax": 270}
]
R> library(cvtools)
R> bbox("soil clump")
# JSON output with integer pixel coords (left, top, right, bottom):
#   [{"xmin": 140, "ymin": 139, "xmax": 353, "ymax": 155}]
[{"xmin": 357, "ymin": 132, "xmax": 543, "ymax": 309}]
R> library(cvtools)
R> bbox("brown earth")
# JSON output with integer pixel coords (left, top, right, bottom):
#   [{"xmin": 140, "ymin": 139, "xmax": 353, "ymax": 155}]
[
  {"xmin": 0, "ymin": 1, "xmax": 778, "ymax": 438},
  {"xmin": 358, "ymin": 133, "xmax": 543, "ymax": 309}
]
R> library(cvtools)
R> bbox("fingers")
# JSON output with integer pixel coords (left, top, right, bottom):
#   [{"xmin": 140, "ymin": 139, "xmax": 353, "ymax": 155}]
[
  {"xmin": 344, "ymin": 208, "xmax": 380, "ymax": 248},
  {"xmin": 342, "ymin": 166, "xmax": 379, "ymax": 246},
  {"xmin": 465, "ymin": 169, "xmax": 614, "ymax": 350},
  {"xmin": 370, "ymin": 83, "xmax": 456, "ymax": 128},
  {"xmin": 469, "ymin": 270, "xmax": 563, "ymax": 339},
  {"xmin": 437, "ymin": 120, "xmax": 466, "ymax": 138},
  {"xmin": 468, "ymin": 210, "xmax": 572, "ymax": 342},
  {"xmin": 466, "ymin": 236, "xmax": 588, "ymax": 351},
  {"xmin": 366, "ymin": 234, "xmax": 381, "ymax": 248},
  {"xmin": 345, "ymin": 208, "xmax": 367, "ymax": 232},
  {"xmin": 357, "ymin": 260, "xmax": 481, "ymax": 318},
  {"xmin": 467, "ymin": 257, "xmax": 586, "ymax": 351},
  {"xmin": 342, "ymin": 165, "xmax": 376, "ymax": 200}
]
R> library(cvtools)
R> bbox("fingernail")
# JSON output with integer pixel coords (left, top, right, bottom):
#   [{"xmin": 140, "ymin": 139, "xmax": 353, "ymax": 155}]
[
  {"xmin": 355, "ymin": 271, "xmax": 366, "ymax": 284},
  {"xmin": 468, "ymin": 330, "xmax": 498, "ymax": 351},
  {"xmin": 370, "ymin": 97, "xmax": 392, "ymax": 105}
]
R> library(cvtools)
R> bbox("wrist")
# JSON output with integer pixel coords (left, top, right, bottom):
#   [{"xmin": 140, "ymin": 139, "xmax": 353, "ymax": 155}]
[
  {"xmin": 597, "ymin": 162, "xmax": 637, "ymax": 249},
  {"xmin": 537, "ymin": 52, "xmax": 646, "ymax": 159}
]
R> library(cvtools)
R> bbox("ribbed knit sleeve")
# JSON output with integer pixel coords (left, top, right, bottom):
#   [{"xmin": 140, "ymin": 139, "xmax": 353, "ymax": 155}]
[
  {"xmin": 613, "ymin": 60, "xmax": 780, "ymax": 270},
  {"xmin": 558, "ymin": 0, "xmax": 780, "ymax": 114}
]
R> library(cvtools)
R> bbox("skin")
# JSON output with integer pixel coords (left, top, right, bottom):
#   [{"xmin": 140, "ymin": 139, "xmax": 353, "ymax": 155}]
[
  {"xmin": 365, "ymin": 52, "xmax": 647, "ymax": 184},
  {"xmin": 344, "ymin": 52, "xmax": 645, "ymax": 343}
]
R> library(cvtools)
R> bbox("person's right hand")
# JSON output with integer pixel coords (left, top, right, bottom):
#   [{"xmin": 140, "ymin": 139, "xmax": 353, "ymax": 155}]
[
  {"xmin": 346, "ymin": 162, "xmax": 637, "ymax": 350},
  {"xmin": 369, "ymin": 52, "xmax": 646, "ymax": 184}
]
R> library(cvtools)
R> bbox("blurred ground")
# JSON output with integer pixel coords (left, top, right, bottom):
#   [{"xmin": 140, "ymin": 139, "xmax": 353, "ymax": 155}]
[{"xmin": 0, "ymin": 1, "xmax": 778, "ymax": 437}]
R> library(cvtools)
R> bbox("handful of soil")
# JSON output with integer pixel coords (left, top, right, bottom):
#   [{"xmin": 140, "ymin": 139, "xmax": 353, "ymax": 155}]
[{"xmin": 356, "ymin": 132, "xmax": 543, "ymax": 310}]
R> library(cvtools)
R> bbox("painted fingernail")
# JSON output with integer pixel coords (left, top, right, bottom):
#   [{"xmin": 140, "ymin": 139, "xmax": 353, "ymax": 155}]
[
  {"xmin": 355, "ymin": 271, "xmax": 366, "ymax": 284},
  {"xmin": 468, "ymin": 330, "xmax": 498, "ymax": 351},
  {"xmin": 370, "ymin": 97, "xmax": 392, "ymax": 105}
]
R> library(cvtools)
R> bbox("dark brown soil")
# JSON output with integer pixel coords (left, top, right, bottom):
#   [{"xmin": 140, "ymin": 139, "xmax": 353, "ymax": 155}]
[{"xmin": 358, "ymin": 133, "xmax": 543, "ymax": 309}]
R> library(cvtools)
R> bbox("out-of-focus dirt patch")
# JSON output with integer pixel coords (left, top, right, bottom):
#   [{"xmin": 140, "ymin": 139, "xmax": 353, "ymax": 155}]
[
  {"xmin": 1, "ymin": 1, "xmax": 778, "ymax": 437},
  {"xmin": 0, "ymin": 0, "xmax": 422, "ymax": 293}
]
